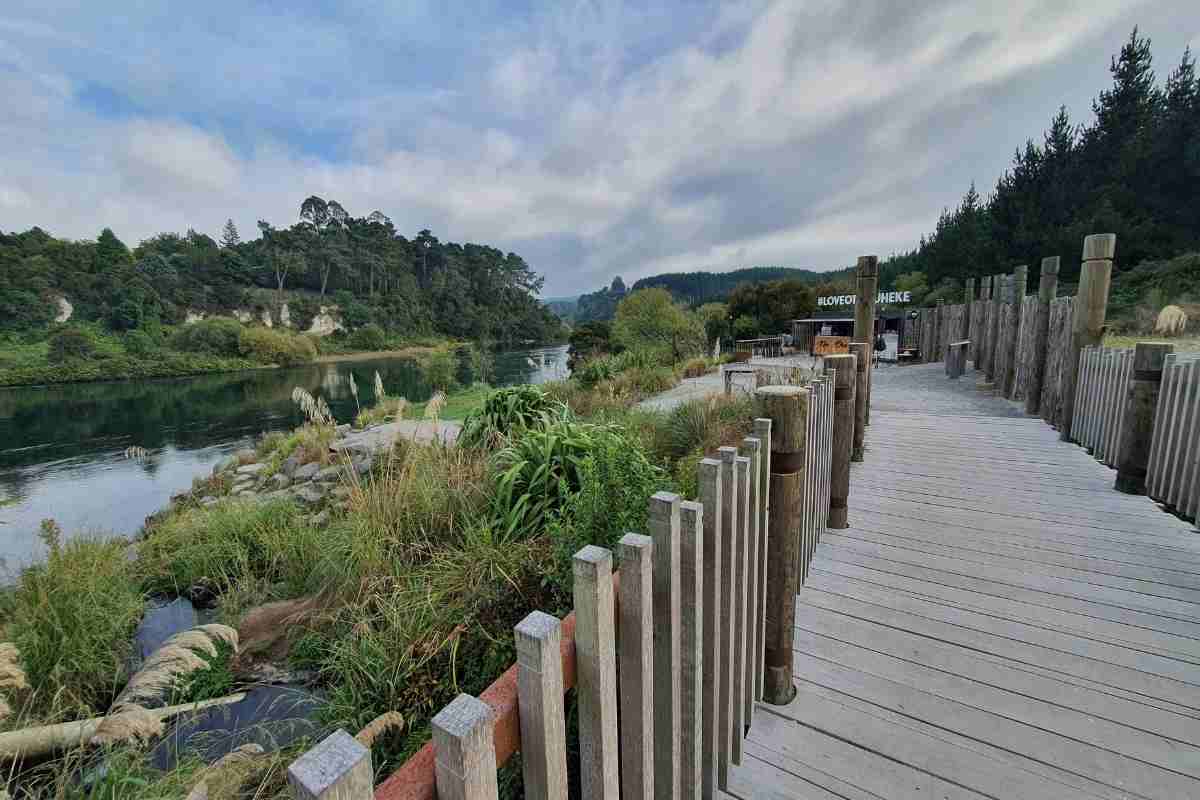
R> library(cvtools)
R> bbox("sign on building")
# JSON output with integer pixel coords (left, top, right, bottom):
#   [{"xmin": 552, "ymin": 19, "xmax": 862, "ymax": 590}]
[{"xmin": 817, "ymin": 291, "xmax": 912, "ymax": 307}]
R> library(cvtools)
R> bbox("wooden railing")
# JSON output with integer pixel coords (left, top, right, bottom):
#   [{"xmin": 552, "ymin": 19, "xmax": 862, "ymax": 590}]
[
  {"xmin": 1147, "ymin": 353, "xmax": 1200, "ymax": 520},
  {"xmin": 912, "ymin": 231, "xmax": 1197, "ymax": 525},
  {"xmin": 285, "ymin": 360, "xmax": 859, "ymax": 800}
]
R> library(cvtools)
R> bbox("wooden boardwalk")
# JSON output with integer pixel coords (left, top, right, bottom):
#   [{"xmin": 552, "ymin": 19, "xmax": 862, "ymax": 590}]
[{"xmin": 728, "ymin": 374, "xmax": 1200, "ymax": 799}]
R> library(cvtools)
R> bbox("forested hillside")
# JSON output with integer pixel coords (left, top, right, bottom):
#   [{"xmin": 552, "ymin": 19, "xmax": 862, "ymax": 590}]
[
  {"xmin": 0, "ymin": 196, "xmax": 564, "ymax": 344},
  {"xmin": 573, "ymin": 266, "xmax": 837, "ymax": 322},
  {"xmin": 879, "ymin": 29, "xmax": 1200, "ymax": 307}
]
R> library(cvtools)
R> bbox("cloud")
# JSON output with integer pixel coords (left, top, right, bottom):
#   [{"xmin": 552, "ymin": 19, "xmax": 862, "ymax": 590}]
[{"xmin": 0, "ymin": 0, "xmax": 1194, "ymax": 294}]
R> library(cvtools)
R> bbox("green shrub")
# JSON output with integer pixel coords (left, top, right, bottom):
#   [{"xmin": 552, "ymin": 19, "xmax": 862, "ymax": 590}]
[
  {"xmin": 238, "ymin": 326, "xmax": 318, "ymax": 366},
  {"xmin": 170, "ymin": 317, "xmax": 244, "ymax": 357},
  {"xmin": 680, "ymin": 356, "xmax": 712, "ymax": 378},
  {"xmin": 46, "ymin": 328, "xmax": 97, "ymax": 364},
  {"xmin": 614, "ymin": 365, "xmax": 678, "ymax": 396},
  {"xmin": 544, "ymin": 428, "xmax": 665, "ymax": 593},
  {"xmin": 350, "ymin": 323, "xmax": 387, "ymax": 351},
  {"xmin": 459, "ymin": 386, "xmax": 567, "ymax": 448},
  {"xmin": 123, "ymin": 329, "xmax": 159, "ymax": 357},
  {"xmin": 492, "ymin": 419, "xmax": 637, "ymax": 540},
  {"xmin": 422, "ymin": 350, "xmax": 458, "ymax": 390},
  {"xmin": 7, "ymin": 523, "xmax": 144, "ymax": 716},
  {"xmin": 574, "ymin": 355, "xmax": 618, "ymax": 388}
]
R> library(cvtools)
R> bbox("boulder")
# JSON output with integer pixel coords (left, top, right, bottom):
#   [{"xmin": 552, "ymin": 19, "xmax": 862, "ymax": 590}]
[
  {"xmin": 313, "ymin": 465, "xmax": 343, "ymax": 483},
  {"xmin": 234, "ymin": 448, "xmax": 256, "ymax": 464},
  {"xmin": 280, "ymin": 453, "xmax": 301, "ymax": 478},
  {"xmin": 236, "ymin": 463, "xmax": 267, "ymax": 476},
  {"xmin": 199, "ymin": 496, "xmax": 219, "ymax": 507},
  {"xmin": 292, "ymin": 484, "xmax": 325, "ymax": 505},
  {"xmin": 310, "ymin": 510, "xmax": 330, "ymax": 527},
  {"xmin": 292, "ymin": 462, "xmax": 320, "ymax": 482},
  {"xmin": 352, "ymin": 455, "xmax": 373, "ymax": 476},
  {"xmin": 268, "ymin": 473, "xmax": 291, "ymax": 491}
]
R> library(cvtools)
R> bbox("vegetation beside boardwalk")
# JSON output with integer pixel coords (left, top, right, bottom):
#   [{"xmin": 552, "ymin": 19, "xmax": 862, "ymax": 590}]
[{"xmin": 0, "ymin": 292, "xmax": 760, "ymax": 797}]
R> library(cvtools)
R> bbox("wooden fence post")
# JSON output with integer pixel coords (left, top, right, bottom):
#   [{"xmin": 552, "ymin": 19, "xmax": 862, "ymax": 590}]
[
  {"xmin": 697, "ymin": 458, "xmax": 723, "ymax": 798},
  {"xmin": 715, "ymin": 448, "xmax": 739, "ymax": 789},
  {"xmin": 964, "ymin": 278, "xmax": 975, "ymax": 362},
  {"xmin": 289, "ymin": 730, "xmax": 373, "ymax": 800},
  {"xmin": 826, "ymin": 353, "xmax": 856, "ymax": 529},
  {"xmin": 976, "ymin": 276, "xmax": 991, "ymax": 370},
  {"xmin": 1025, "ymin": 257, "xmax": 1059, "ymax": 415},
  {"xmin": 648, "ymin": 492, "xmax": 681, "ymax": 800},
  {"xmin": 1061, "ymin": 234, "xmax": 1115, "ymax": 442},
  {"xmin": 515, "ymin": 612, "xmax": 568, "ymax": 800},
  {"xmin": 616, "ymin": 534, "xmax": 653, "ymax": 800},
  {"xmin": 1005, "ymin": 265, "xmax": 1028, "ymax": 398},
  {"xmin": 987, "ymin": 274, "xmax": 1004, "ymax": 381},
  {"xmin": 731, "ymin": 455, "xmax": 751, "ymax": 763},
  {"xmin": 432, "ymin": 694, "xmax": 498, "ymax": 800},
  {"xmin": 849, "ymin": 342, "xmax": 869, "ymax": 462},
  {"xmin": 751, "ymin": 418, "xmax": 772, "ymax": 704},
  {"xmin": 736, "ymin": 437, "xmax": 761, "ymax": 732},
  {"xmin": 573, "ymin": 546, "xmax": 619, "ymax": 800},
  {"xmin": 757, "ymin": 386, "xmax": 808, "ymax": 705},
  {"xmin": 935, "ymin": 299, "xmax": 945, "ymax": 361},
  {"xmin": 679, "ymin": 501, "xmax": 704, "ymax": 800},
  {"xmin": 854, "ymin": 255, "xmax": 878, "ymax": 425},
  {"xmin": 1115, "ymin": 343, "xmax": 1170, "ymax": 493}
]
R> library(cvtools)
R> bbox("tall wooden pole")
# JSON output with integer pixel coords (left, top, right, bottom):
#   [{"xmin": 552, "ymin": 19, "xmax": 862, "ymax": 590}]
[
  {"xmin": 1004, "ymin": 265, "xmax": 1028, "ymax": 398},
  {"xmin": 963, "ymin": 278, "xmax": 975, "ymax": 364},
  {"xmin": 757, "ymin": 386, "xmax": 808, "ymax": 705},
  {"xmin": 1025, "ymin": 257, "xmax": 1059, "ymax": 415},
  {"xmin": 849, "ymin": 342, "xmax": 869, "ymax": 463},
  {"xmin": 987, "ymin": 274, "xmax": 1006, "ymax": 383},
  {"xmin": 853, "ymin": 256, "xmax": 878, "ymax": 426},
  {"xmin": 826, "ymin": 353, "xmax": 856, "ymax": 529},
  {"xmin": 975, "ymin": 276, "xmax": 991, "ymax": 370},
  {"xmin": 1060, "ymin": 234, "xmax": 1115, "ymax": 442},
  {"xmin": 1115, "ymin": 342, "xmax": 1172, "ymax": 494}
]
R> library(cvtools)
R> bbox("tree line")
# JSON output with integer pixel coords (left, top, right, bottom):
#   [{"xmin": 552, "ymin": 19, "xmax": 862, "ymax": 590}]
[
  {"xmin": 877, "ymin": 28, "xmax": 1200, "ymax": 305},
  {"xmin": 0, "ymin": 196, "xmax": 565, "ymax": 344}
]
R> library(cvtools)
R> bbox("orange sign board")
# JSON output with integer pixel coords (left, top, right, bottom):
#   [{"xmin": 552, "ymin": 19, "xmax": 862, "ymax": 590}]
[{"xmin": 814, "ymin": 336, "xmax": 850, "ymax": 355}]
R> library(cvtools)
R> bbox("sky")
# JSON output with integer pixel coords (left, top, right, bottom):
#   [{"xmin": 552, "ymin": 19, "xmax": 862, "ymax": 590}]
[{"xmin": 1, "ymin": 2, "xmax": 1197, "ymax": 297}]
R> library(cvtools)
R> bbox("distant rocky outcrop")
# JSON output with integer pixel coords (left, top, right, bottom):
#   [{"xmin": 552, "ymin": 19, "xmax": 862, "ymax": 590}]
[{"xmin": 54, "ymin": 296, "xmax": 73, "ymax": 323}]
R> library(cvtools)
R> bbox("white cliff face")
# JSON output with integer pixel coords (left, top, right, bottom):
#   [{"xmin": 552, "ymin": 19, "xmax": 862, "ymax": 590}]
[
  {"xmin": 279, "ymin": 303, "xmax": 291, "ymax": 328},
  {"xmin": 307, "ymin": 306, "xmax": 344, "ymax": 336},
  {"xmin": 54, "ymin": 297, "xmax": 73, "ymax": 323},
  {"xmin": 184, "ymin": 310, "xmax": 206, "ymax": 324},
  {"xmin": 261, "ymin": 308, "xmax": 274, "ymax": 328},
  {"xmin": 233, "ymin": 309, "xmax": 253, "ymax": 324}
]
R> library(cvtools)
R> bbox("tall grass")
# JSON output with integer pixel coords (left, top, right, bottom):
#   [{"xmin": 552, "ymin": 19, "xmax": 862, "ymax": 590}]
[
  {"xmin": 135, "ymin": 499, "xmax": 324, "ymax": 615},
  {"xmin": 4, "ymin": 523, "xmax": 144, "ymax": 720}
]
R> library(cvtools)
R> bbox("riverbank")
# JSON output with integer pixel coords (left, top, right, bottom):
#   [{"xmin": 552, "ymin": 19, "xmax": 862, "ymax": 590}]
[
  {"xmin": 0, "ymin": 323, "xmax": 476, "ymax": 388},
  {"xmin": 0, "ymin": 346, "xmax": 766, "ymax": 797}
]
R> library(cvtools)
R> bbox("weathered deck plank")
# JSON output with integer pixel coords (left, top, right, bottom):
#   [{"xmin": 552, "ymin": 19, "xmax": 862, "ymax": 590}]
[{"xmin": 727, "ymin": 364, "xmax": 1200, "ymax": 800}]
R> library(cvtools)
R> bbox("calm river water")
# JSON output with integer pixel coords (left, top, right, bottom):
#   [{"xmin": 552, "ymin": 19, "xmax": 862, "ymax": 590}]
[{"xmin": 0, "ymin": 344, "xmax": 568, "ymax": 574}]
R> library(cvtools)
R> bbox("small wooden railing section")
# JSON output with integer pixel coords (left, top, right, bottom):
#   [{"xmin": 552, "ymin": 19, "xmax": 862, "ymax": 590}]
[
  {"xmin": 916, "ymin": 231, "xmax": 1199, "ymax": 522},
  {"xmin": 286, "ymin": 345, "xmax": 878, "ymax": 800}
]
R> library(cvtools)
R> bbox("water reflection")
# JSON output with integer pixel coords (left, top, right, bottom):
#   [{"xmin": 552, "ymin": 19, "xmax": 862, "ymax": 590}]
[{"xmin": 0, "ymin": 345, "xmax": 568, "ymax": 572}]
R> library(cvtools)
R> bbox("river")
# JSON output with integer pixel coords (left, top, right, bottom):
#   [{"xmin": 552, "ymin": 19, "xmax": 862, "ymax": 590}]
[{"xmin": 0, "ymin": 344, "xmax": 569, "ymax": 575}]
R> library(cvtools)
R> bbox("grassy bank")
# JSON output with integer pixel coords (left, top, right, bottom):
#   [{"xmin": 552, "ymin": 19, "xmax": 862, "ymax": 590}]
[
  {"xmin": 0, "ymin": 321, "xmax": 466, "ymax": 388},
  {"xmin": 0, "ymin": 347, "xmax": 759, "ymax": 798}
]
